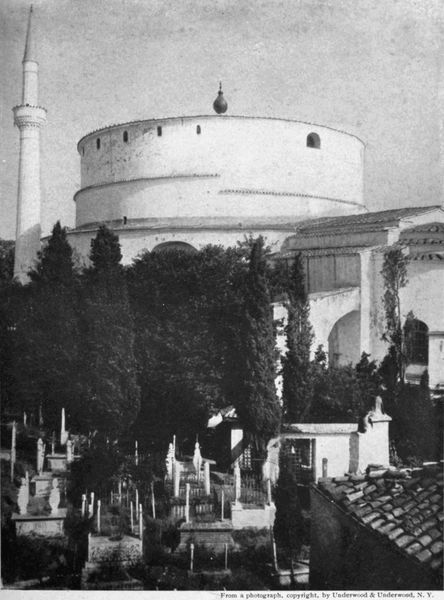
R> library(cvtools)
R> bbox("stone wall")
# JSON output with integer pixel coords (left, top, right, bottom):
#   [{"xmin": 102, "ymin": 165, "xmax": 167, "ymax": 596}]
[{"xmin": 231, "ymin": 503, "xmax": 276, "ymax": 529}]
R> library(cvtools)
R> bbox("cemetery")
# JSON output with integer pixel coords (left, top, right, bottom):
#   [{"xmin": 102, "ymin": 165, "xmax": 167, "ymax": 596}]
[
  {"xmin": 1, "ymin": 407, "xmax": 297, "ymax": 590},
  {"xmin": 2, "ymin": 394, "xmax": 416, "ymax": 590}
]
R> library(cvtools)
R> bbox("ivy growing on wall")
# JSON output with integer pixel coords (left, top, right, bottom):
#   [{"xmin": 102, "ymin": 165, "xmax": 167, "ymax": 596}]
[{"xmin": 380, "ymin": 246, "xmax": 410, "ymax": 387}]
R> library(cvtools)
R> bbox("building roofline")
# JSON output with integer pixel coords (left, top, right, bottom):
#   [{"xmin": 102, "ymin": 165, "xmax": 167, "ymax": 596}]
[
  {"xmin": 290, "ymin": 206, "xmax": 443, "ymax": 237},
  {"xmin": 76, "ymin": 114, "xmax": 365, "ymax": 150}
]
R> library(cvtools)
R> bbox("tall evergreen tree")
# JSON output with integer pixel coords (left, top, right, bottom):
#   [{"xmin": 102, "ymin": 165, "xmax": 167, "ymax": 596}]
[
  {"xmin": 11, "ymin": 222, "xmax": 81, "ymax": 430},
  {"xmin": 281, "ymin": 255, "xmax": 313, "ymax": 422},
  {"xmin": 79, "ymin": 226, "xmax": 140, "ymax": 439},
  {"xmin": 234, "ymin": 237, "xmax": 280, "ymax": 455},
  {"xmin": 0, "ymin": 240, "xmax": 16, "ymax": 415},
  {"xmin": 29, "ymin": 221, "xmax": 75, "ymax": 286},
  {"xmin": 273, "ymin": 457, "xmax": 305, "ymax": 584},
  {"xmin": 0, "ymin": 240, "xmax": 14, "ymax": 283}
]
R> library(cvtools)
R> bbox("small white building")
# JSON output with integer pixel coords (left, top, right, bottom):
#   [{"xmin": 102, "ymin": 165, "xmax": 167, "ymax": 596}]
[{"xmin": 275, "ymin": 403, "xmax": 392, "ymax": 482}]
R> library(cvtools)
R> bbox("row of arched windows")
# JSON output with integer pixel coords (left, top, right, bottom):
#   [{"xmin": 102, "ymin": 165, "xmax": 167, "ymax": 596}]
[{"xmin": 88, "ymin": 129, "xmax": 321, "ymax": 152}]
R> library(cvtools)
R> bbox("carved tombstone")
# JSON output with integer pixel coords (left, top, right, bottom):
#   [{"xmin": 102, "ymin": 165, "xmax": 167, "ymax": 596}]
[
  {"xmin": 193, "ymin": 441, "xmax": 202, "ymax": 481},
  {"xmin": 17, "ymin": 476, "xmax": 29, "ymax": 515},
  {"xmin": 49, "ymin": 478, "xmax": 60, "ymax": 514},
  {"xmin": 166, "ymin": 443, "xmax": 174, "ymax": 480},
  {"xmin": 66, "ymin": 438, "xmax": 73, "ymax": 463},
  {"xmin": 37, "ymin": 437, "xmax": 45, "ymax": 474},
  {"xmin": 234, "ymin": 463, "xmax": 241, "ymax": 503}
]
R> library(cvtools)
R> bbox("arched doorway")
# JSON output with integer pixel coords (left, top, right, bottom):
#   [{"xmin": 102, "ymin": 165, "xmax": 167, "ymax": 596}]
[
  {"xmin": 404, "ymin": 317, "xmax": 429, "ymax": 384},
  {"xmin": 328, "ymin": 310, "xmax": 361, "ymax": 367}
]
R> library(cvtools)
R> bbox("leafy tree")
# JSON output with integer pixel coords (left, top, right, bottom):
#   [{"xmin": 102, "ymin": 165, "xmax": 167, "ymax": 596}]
[
  {"xmin": 233, "ymin": 238, "xmax": 280, "ymax": 455},
  {"xmin": 307, "ymin": 362, "xmax": 362, "ymax": 423},
  {"xmin": 282, "ymin": 255, "xmax": 313, "ymax": 422},
  {"xmin": 128, "ymin": 245, "xmax": 246, "ymax": 451},
  {"xmin": 390, "ymin": 378, "xmax": 439, "ymax": 464},
  {"xmin": 293, "ymin": 346, "xmax": 370, "ymax": 424},
  {"xmin": 355, "ymin": 352, "xmax": 381, "ymax": 414},
  {"xmin": 79, "ymin": 226, "xmax": 140, "ymax": 439},
  {"xmin": 68, "ymin": 440, "xmax": 123, "ymax": 505}
]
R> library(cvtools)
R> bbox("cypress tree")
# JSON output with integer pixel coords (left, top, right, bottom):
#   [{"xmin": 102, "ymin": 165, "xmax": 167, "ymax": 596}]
[
  {"xmin": 273, "ymin": 457, "xmax": 305, "ymax": 583},
  {"xmin": 0, "ymin": 239, "xmax": 14, "ymax": 283},
  {"xmin": 282, "ymin": 254, "xmax": 313, "ymax": 422},
  {"xmin": 234, "ymin": 237, "xmax": 280, "ymax": 455},
  {"xmin": 80, "ymin": 225, "xmax": 140, "ymax": 439},
  {"xmin": 12, "ymin": 222, "xmax": 81, "ymax": 430},
  {"xmin": 30, "ymin": 221, "xmax": 75, "ymax": 286}
]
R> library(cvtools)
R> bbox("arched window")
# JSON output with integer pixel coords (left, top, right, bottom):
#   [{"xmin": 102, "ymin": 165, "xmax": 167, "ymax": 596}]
[
  {"xmin": 152, "ymin": 241, "xmax": 197, "ymax": 254},
  {"xmin": 123, "ymin": 130, "xmax": 128, "ymax": 143},
  {"xmin": 307, "ymin": 132, "xmax": 321, "ymax": 149},
  {"xmin": 157, "ymin": 126, "xmax": 162, "ymax": 137},
  {"xmin": 404, "ymin": 318, "xmax": 428, "ymax": 365},
  {"xmin": 196, "ymin": 125, "xmax": 201, "ymax": 134},
  {"xmin": 82, "ymin": 147, "xmax": 85, "ymax": 156},
  {"xmin": 96, "ymin": 138, "xmax": 101, "ymax": 150}
]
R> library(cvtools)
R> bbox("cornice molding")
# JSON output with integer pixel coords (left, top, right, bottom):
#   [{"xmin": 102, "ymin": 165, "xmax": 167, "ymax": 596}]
[{"xmin": 73, "ymin": 173, "xmax": 220, "ymax": 201}]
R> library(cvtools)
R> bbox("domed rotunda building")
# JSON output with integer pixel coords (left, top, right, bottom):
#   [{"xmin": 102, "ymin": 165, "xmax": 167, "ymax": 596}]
[
  {"xmin": 68, "ymin": 95, "xmax": 365, "ymax": 260},
  {"xmin": 12, "ymin": 9, "xmax": 444, "ymax": 392}
]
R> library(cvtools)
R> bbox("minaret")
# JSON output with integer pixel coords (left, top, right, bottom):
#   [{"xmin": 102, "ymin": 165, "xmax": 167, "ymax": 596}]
[{"xmin": 13, "ymin": 5, "xmax": 47, "ymax": 283}]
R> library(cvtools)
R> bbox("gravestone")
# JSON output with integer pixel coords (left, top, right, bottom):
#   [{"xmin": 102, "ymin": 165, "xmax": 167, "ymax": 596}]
[
  {"xmin": 49, "ymin": 478, "xmax": 60, "ymax": 513},
  {"xmin": 16, "ymin": 476, "xmax": 29, "ymax": 515}
]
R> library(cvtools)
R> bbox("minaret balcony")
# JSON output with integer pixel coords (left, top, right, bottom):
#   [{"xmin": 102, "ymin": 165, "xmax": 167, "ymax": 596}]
[{"xmin": 13, "ymin": 104, "xmax": 47, "ymax": 128}]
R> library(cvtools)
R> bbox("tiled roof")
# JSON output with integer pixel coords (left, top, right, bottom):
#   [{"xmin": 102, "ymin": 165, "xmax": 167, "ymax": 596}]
[
  {"xmin": 401, "ymin": 222, "xmax": 444, "ymax": 234},
  {"xmin": 316, "ymin": 463, "xmax": 443, "ymax": 577},
  {"xmin": 295, "ymin": 206, "xmax": 442, "ymax": 235}
]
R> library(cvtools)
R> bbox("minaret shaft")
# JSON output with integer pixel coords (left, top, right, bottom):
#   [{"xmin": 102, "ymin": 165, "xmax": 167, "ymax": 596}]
[
  {"xmin": 22, "ymin": 60, "xmax": 39, "ymax": 105},
  {"xmin": 13, "ymin": 6, "xmax": 46, "ymax": 284}
]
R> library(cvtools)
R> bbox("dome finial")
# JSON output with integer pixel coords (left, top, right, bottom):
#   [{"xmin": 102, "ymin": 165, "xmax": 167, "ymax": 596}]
[{"xmin": 213, "ymin": 82, "xmax": 228, "ymax": 114}]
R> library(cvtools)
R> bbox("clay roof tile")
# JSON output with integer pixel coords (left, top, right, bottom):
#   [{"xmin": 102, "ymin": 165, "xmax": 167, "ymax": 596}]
[
  {"xmin": 395, "ymin": 535, "xmax": 416, "ymax": 549},
  {"xmin": 416, "ymin": 549, "xmax": 433, "ymax": 564},
  {"xmin": 315, "ymin": 464, "xmax": 443, "ymax": 574}
]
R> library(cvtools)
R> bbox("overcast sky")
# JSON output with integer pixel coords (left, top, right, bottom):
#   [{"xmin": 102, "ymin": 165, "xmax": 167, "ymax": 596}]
[{"xmin": 0, "ymin": 0, "xmax": 442, "ymax": 240}]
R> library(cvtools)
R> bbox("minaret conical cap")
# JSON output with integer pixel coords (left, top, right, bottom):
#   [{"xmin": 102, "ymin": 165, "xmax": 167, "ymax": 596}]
[{"xmin": 23, "ymin": 5, "xmax": 37, "ymax": 63}]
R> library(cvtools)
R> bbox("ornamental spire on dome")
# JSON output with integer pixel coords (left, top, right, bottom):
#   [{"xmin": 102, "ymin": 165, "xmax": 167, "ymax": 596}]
[
  {"xmin": 213, "ymin": 81, "xmax": 228, "ymax": 114},
  {"xmin": 23, "ymin": 5, "xmax": 37, "ymax": 63}
]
